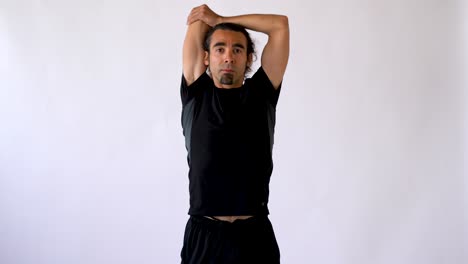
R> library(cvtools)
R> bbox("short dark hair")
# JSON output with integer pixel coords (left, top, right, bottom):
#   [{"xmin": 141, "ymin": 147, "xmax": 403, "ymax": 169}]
[{"xmin": 204, "ymin": 23, "xmax": 256, "ymax": 75}]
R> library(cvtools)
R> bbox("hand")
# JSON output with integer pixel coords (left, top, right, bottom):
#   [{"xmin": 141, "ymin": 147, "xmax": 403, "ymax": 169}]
[{"xmin": 187, "ymin": 4, "xmax": 222, "ymax": 27}]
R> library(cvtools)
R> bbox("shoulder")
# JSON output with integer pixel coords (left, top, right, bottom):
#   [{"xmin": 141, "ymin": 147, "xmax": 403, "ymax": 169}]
[
  {"xmin": 182, "ymin": 71, "xmax": 211, "ymax": 89},
  {"xmin": 181, "ymin": 71, "xmax": 212, "ymax": 106},
  {"xmin": 244, "ymin": 67, "xmax": 282, "ymax": 106},
  {"xmin": 246, "ymin": 67, "xmax": 281, "ymax": 90}
]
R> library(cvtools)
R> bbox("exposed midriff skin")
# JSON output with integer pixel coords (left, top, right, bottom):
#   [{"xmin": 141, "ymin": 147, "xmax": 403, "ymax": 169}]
[{"xmin": 205, "ymin": 215, "xmax": 254, "ymax": 223}]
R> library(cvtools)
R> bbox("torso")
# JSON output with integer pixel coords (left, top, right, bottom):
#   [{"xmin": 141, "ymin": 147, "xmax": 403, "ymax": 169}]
[{"xmin": 181, "ymin": 67, "xmax": 280, "ymax": 217}]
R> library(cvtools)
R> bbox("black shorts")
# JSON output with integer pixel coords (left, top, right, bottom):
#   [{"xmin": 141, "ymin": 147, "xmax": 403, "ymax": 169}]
[{"xmin": 180, "ymin": 215, "xmax": 280, "ymax": 264}]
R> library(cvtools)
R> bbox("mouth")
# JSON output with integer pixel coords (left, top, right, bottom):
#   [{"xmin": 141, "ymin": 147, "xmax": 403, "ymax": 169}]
[{"xmin": 221, "ymin": 69, "xmax": 234, "ymax": 73}]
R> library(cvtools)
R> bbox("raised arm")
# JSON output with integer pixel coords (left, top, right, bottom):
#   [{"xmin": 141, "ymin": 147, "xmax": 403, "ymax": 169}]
[
  {"xmin": 182, "ymin": 18, "xmax": 210, "ymax": 86},
  {"xmin": 187, "ymin": 5, "xmax": 289, "ymax": 89}
]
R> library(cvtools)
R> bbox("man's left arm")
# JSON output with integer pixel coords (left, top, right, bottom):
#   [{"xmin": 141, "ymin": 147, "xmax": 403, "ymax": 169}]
[
  {"xmin": 219, "ymin": 14, "xmax": 289, "ymax": 90},
  {"xmin": 187, "ymin": 6, "xmax": 289, "ymax": 90}
]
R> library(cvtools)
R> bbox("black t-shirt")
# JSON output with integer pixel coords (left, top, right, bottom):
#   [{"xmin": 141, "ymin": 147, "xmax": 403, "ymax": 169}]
[{"xmin": 180, "ymin": 67, "xmax": 281, "ymax": 216}]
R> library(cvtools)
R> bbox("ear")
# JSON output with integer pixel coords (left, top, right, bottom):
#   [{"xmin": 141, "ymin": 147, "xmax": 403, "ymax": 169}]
[
  {"xmin": 204, "ymin": 51, "xmax": 209, "ymax": 66},
  {"xmin": 247, "ymin": 53, "xmax": 253, "ymax": 66}
]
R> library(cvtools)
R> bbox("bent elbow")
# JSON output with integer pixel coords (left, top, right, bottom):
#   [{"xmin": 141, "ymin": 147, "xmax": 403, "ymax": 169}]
[{"xmin": 279, "ymin": 15, "xmax": 289, "ymax": 29}]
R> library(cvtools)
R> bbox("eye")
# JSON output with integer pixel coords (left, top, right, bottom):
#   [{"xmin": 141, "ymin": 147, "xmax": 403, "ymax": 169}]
[
  {"xmin": 234, "ymin": 48, "xmax": 242, "ymax": 54},
  {"xmin": 215, "ymin": 47, "xmax": 224, "ymax": 53}
]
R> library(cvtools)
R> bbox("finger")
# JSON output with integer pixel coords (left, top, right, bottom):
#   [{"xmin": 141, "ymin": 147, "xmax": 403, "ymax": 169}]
[
  {"xmin": 186, "ymin": 7, "xmax": 199, "ymax": 23},
  {"xmin": 189, "ymin": 10, "xmax": 205, "ymax": 25},
  {"xmin": 187, "ymin": 12, "xmax": 198, "ymax": 25},
  {"xmin": 187, "ymin": 12, "xmax": 195, "ymax": 24}
]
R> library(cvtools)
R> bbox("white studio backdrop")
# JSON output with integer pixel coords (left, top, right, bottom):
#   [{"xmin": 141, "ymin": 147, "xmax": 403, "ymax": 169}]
[{"xmin": 0, "ymin": 0, "xmax": 466, "ymax": 263}]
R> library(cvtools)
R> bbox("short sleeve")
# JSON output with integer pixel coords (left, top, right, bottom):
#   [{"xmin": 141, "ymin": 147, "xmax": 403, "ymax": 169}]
[
  {"xmin": 180, "ymin": 72, "xmax": 211, "ymax": 106},
  {"xmin": 247, "ymin": 67, "xmax": 282, "ymax": 107}
]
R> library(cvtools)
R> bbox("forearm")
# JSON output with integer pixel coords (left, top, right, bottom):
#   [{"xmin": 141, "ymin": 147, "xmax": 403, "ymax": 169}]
[
  {"xmin": 186, "ymin": 5, "xmax": 288, "ymax": 36},
  {"xmin": 219, "ymin": 14, "xmax": 288, "ymax": 36}
]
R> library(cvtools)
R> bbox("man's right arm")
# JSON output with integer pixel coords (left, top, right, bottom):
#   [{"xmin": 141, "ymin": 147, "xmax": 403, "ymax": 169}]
[{"xmin": 182, "ymin": 20, "xmax": 210, "ymax": 86}]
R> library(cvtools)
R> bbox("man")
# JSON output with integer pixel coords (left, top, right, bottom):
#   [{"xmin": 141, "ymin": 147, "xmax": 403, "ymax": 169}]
[{"xmin": 180, "ymin": 4, "xmax": 289, "ymax": 263}]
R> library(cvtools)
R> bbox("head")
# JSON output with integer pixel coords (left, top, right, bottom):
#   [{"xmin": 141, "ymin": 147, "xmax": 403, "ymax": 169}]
[{"xmin": 203, "ymin": 23, "xmax": 255, "ymax": 88}]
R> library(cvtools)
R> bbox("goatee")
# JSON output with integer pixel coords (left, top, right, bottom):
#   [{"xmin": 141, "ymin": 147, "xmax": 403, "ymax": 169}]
[{"xmin": 220, "ymin": 73, "xmax": 234, "ymax": 85}]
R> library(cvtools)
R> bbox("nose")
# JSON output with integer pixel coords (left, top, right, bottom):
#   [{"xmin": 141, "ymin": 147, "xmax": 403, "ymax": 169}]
[{"xmin": 224, "ymin": 49, "xmax": 234, "ymax": 63}]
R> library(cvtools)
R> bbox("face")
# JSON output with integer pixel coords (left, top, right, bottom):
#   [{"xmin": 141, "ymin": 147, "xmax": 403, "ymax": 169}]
[{"xmin": 205, "ymin": 29, "xmax": 252, "ymax": 89}]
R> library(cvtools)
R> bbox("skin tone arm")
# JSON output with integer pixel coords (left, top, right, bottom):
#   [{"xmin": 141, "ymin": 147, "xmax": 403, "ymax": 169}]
[
  {"xmin": 185, "ymin": 4, "xmax": 290, "ymax": 89},
  {"xmin": 182, "ymin": 20, "xmax": 210, "ymax": 86}
]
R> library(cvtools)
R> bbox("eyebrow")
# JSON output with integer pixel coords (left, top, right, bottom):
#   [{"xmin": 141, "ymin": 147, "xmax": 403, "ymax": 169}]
[{"xmin": 212, "ymin": 42, "xmax": 246, "ymax": 50}]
